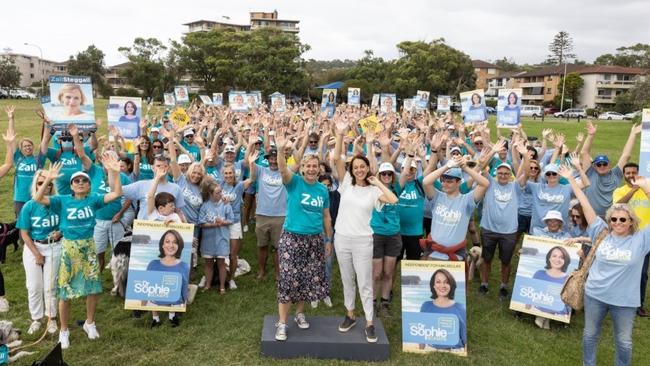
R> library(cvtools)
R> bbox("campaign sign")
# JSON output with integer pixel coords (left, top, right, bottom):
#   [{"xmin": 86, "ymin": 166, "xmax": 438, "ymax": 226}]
[
  {"xmin": 46, "ymin": 75, "xmax": 95, "ymax": 131},
  {"xmin": 270, "ymin": 93, "xmax": 286, "ymax": 112},
  {"xmin": 124, "ymin": 220, "xmax": 194, "ymax": 312},
  {"xmin": 639, "ymin": 109, "xmax": 650, "ymax": 178},
  {"xmin": 416, "ymin": 90, "xmax": 430, "ymax": 111},
  {"xmin": 229, "ymin": 91, "xmax": 248, "ymax": 112},
  {"xmin": 380, "ymin": 93, "xmax": 397, "ymax": 113},
  {"xmin": 401, "ymin": 260, "xmax": 467, "ymax": 356},
  {"xmin": 107, "ymin": 96, "xmax": 141, "ymax": 140},
  {"xmin": 348, "ymin": 87, "xmax": 361, "ymax": 106},
  {"xmin": 403, "ymin": 98, "xmax": 416, "ymax": 113},
  {"xmin": 321, "ymin": 88, "xmax": 337, "ymax": 118},
  {"xmin": 371, "ymin": 94, "xmax": 380, "ymax": 108},
  {"xmin": 510, "ymin": 235, "xmax": 580, "ymax": 323},
  {"xmin": 437, "ymin": 95, "xmax": 451, "ymax": 112},
  {"xmin": 163, "ymin": 93, "xmax": 176, "ymax": 107},
  {"xmin": 496, "ymin": 88, "xmax": 522, "ymax": 128},
  {"xmin": 174, "ymin": 86, "xmax": 189, "ymax": 104},
  {"xmin": 212, "ymin": 93, "xmax": 223, "ymax": 106},
  {"xmin": 245, "ymin": 93, "xmax": 259, "ymax": 110},
  {"xmin": 460, "ymin": 89, "xmax": 487, "ymax": 124},
  {"xmin": 199, "ymin": 95, "xmax": 213, "ymax": 105},
  {"xmin": 359, "ymin": 115, "xmax": 382, "ymax": 133},
  {"xmin": 170, "ymin": 107, "xmax": 190, "ymax": 128}
]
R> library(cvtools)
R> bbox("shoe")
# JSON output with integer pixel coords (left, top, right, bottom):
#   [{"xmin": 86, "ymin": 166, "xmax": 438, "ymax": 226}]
[
  {"xmin": 478, "ymin": 284, "xmax": 489, "ymax": 295},
  {"xmin": 28, "ymin": 320, "xmax": 42, "ymax": 335},
  {"xmin": 0, "ymin": 297, "xmax": 9, "ymax": 312},
  {"xmin": 499, "ymin": 287, "xmax": 509, "ymax": 301},
  {"xmin": 151, "ymin": 319, "xmax": 162, "ymax": 328},
  {"xmin": 229, "ymin": 279, "xmax": 237, "ymax": 290},
  {"xmin": 170, "ymin": 315, "xmax": 180, "ymax": 327},
  {"xmin": 365, "ymin": 325, "xmax": 378, "ymax": 343},
  {"xmin": 338, "ymin": 315, "xmax": 357, "ymax": 332},
  {"xmin": 188, "ymin": 284, "xmax": 198, "ymax": 304},
  {"xmin": 323, "ymin": 296, "xmax": 333, "ymax": 308},
  {"xmin": 47, "ymin": 320, "xmax": 58, "ymax": 334},
  {"xmin": 379, "ymin": 302, "xmax": 390, "ymax": 317},
  {"xmin": 83, "ymin": 321, "xmax": 100, "ymax": 339},
  {"xmin": 198, "ymin": 276, "xmax": 206, "ymax": 288},
  {"xmin": 637, "ymin": 307, "xmax": 649, "ymax": 317},
  {"xmin": 543, "ymin": 318, "xmax": 551, "ymax": 330},
  {"xmin": 132, "ymin": 310, "xmax": 143, "ymax": 319},
  {"xmin": 59, "ymin": 329, "xmax": 70, "ymax": 349},
  {"xmin": 534, "ymin": 316, "xmax": 546, "ymax": 329},
  {"xmin": 243, "ymin": 225, "xmax": 249, "ymax": 233},
  {"xmin": 294, "ymin": 313, "xmax": 310, "ymax": 329},
  {"xmin": 275, "ymin": 322, "xmax": 288, "ymax": 341},
  {"xmin": 310, "ymin": 300, "xmax": 319, "ymax": 309}
]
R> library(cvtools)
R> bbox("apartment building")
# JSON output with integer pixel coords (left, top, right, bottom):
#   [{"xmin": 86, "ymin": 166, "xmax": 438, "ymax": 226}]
[
  {"xmin": 485, "ymin": 71, "xmax": 525, "ymax": 99},
  {"xmin": 184, "ymin": 10, "xmax": 299, "ymax": 35},
  {"xmin": 472, "ymin": 60, "xmax": 501, "ymax": 90},
  {"xmin": 1, "ymin": 52, "xmax": 67, "ymax": 89}
]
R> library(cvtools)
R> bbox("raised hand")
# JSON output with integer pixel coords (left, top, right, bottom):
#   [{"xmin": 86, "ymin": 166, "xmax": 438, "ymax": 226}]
[
  {"xmin": 367, "ymin": 175, "xmax": 381, "ymax": 187},
  {"xmin": 632, "ymin": 176, "xmax": 650, "ymax": 191},
  {"xmin": 275, "ymin": 128, "xmax": 287, "ymax": 150},
  {"xmin": 558, "ymin": 164, "xmax": 573, "ymax": 179},
  {"xmin": 2, "ymin": 130, "xmax": 16, "ymax": 144},
  {"xmin": 569, "ymin": 152, "xmax": 582, "ymax": 170},
  {"xmin": 102, "ymin": 152, "xmax": 121, "ymax": 172},
  {"xmin": 4, "ymin": 105, "xmax": 15, "ymax": 119},
  {"xmin": 586, "ymin": 120, "xmax": 597, "ymax": 135},
  {"xmin": 67, "ymin": 124, "xmax": 78, "ymax": 137},
  {"xmin": 575, "ymin": 132, "xmax": 585, "ymax": 144},
  {"xmin": 335, "ymin": 120, "xmax": 348, "ymax": 136},
  {"xmin": 631, "ymin": 123, "xmax": 642, "ymax": 135},
  {"xmin": 45, "ymin": 162, "xmax": 64, "ymax": 181},
  {"xmin": 248, "ymin": 150, "xmax": 259, "ymax": 165}
]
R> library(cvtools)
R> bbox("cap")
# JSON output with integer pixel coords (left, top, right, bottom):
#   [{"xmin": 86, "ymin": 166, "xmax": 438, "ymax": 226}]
[
  {"xmin": 184, "ymin": 129, "xmax": 195, "ymax": 137},
  {"xmin": 442, "ymin": 167, "xmax": 463, "ymax": 180},
  {"xmin": 70, "ymin": 171, "xmax": 90, "ymax": 184},
  {"xmin": 177, "ymin": 154, "xmax": 192, "ymax": 164},
  {"xmin": 242, "ymin": 126, "xmax": 252, "ymax": 131},
  {"xmin": 593, "ymin": 155, "xmax": 609, "ymax": 165},
  {"xmin": 496, "ymin": 162, "xmax": 512, "ymax": 171},
  {"xmin": 265, "ymin": 149, "xmax": 278, "ymax": 158},
  {"xmin": 256, "ymin": 136, "xmax": 264, "ymax": 143},
  {"xmin": 543, "ymin": 163, "xmax": 559, "ymax": 175},
  {"xmin": 378, "ymin": 162, "xmax": 396, "ymax": 173},
  {"xmin": 224, "ymin": 145, "xmax": 236, "ymax": 153},
  {"xmin": 542, "ymin": 210, "xmax": 564, "ymax": 223},
  {"xmin": 151, "ymin": 126, "xmax": 160, "ymax": 132},
  {"xmin": 450, "ymin": 146, "xmax": 462, "ymax": 154},
  {"xmin": 401, "ymin": 159, "xmax": 418, "ymax": 169}
]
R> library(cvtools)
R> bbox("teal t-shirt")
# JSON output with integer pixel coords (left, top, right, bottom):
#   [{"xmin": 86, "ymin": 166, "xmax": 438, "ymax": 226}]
[
  {"xmin": 49, "ymin": 193, "xmax": 105, "ymax": 240},
  {"xmin": 13, "ymin": 151, "xmax": 38, "ymax": 202},
  {"xmin": 47, "ymin": 148, "xmax": 83, "ymax": 196},
  {"xmin": 181, "ymin": 140, "xmax": 201, "ymax": 162},
  {"xmin": 283, "ymin": 174, "xmax": 329, "ymax": 235},
  {"xmin": 396, "ymin": 177, "xmax": 425, "ymax": 236},
  {"xmin": 16, "ymin": 200, "xmax": 60, "ymax": 241},
  {"xmin": 370, "ymin": 201, "xmax": 401, "ymax": 236},
  {"xmin": 88, "ymin": 164, "xmax": 131, "ymax": 221}
]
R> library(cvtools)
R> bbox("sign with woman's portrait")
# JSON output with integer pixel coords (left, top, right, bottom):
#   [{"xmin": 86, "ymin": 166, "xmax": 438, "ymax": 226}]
[
  {"xmin": 174, "ymin": 86, "xmax": 189, "ymax": 104},
  {"xmin": 460, "ymin": 89, "xmax": 487, "ymax": 125},
  {"xmin": 229, "ymin": 91, "xmax": 248, "ymax": 112},
  {"xmin": 45, "ymin": 75, "xmax": 96, "ymax": 131},
  {"xmin": 107, "ymin": 96, "xmax": 141, "ymax": 140},
  {"xmin": 497, "ymin": 88, "xmax": 523, "ymax": 128},
  {"xmin": 348, "ymin": 87, "xmax": 361, "ymax": 106}
]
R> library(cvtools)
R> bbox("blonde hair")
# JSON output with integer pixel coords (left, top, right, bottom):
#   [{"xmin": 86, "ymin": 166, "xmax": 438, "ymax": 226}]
[
  {"xmin": 186, "ymin": 162, "xmax": 205, "ymax": 178},
  {"xmin": 605, "ymin": 203, "xmax": 639, "ymax": 235},
  {"xmin": 57, "ymin": 84, "xmax": 86, "ymax": 105},
  {"xmin": 30, "ymin": 169, "xmax": 57, "ymax": 197},
  {"xmin": 300, "ymin": 154, "xmax": 321, "ymax": 176}
]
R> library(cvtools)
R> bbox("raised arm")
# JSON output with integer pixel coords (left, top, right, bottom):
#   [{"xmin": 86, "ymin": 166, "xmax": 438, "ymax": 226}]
[
  {"xmin": 580, "ymin": 120, "xmax": 597, "ymax": 168},
  {"xmin": 102, "ymin": 153, "xmax": 123, "ymax": 203},
  {"xmin": 163, "ymin": 128, "xmax": 182, "ymax": 180},
  {"xmin": 69, "ymin": 124, "xmax": 92, "ymax": 171},
  {"xmin": 0, "ymin": 130, "xmax": 17, "ymax": 178},
  {"xmin": 570, "ymin": 152, "xmax": 590, "ymax": 190},
  {"xmin": 34, "ymin": 162, "xmax": 63, "ymax": 206},
  {"xmin": 147, "ymin": 168, "xmax": 166, "ymax": 216},
  {"xmin": 242, "ymin": 151, "xmax": 259, "ymax": 190},
  {"xmin": 332, "ymin": 120, "xmax": 348, "ymax": 182},
  {"xmin": 275, "ymin": 129, "xmax": 294, "ymax": 185},
  {"xmin": 617, "ymin": 124, "xmax": 641, "ymax": 171},
  {"xmin": 559, "ymin": 165, "xmax": 597, "ymax": 226}
]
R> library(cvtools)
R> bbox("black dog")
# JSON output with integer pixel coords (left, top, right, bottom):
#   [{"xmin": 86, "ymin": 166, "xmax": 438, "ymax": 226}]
[
  {"xmin": 0, "ymin": 222, "xmax": 19, "ymax": 264},
  {"xmin": 110, "ymin": 233, "xmax": 133, "ymax": 298}
]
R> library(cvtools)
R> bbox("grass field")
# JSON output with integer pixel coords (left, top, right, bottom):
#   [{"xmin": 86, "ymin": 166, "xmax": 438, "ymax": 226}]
[{"xmin": 0, "ymin": 99, "xmax": 647, "ymax": 366}]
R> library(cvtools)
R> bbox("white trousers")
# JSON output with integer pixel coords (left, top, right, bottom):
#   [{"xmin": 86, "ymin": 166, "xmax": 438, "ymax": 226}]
[
  {"xmin": 22, "ymin": 242, "xmax": 61, "ymax": 320},
  {"xmin": 334, "ymin": 233, "xmax": 374, "ymax": 321}
]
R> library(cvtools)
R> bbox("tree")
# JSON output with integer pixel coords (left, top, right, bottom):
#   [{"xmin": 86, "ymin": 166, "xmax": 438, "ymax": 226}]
[
  {"xmin": 557, "ymin": 72, "xmax": 584, "ymax": 107},
  {"xmin": 594, "ymin": 43, "xmax": 650, "ymax": 69},
  {"xmin": 614, "ymin": 78, "xmax": 650, "ymax": 113},
  {"xmin": 0, "ymin": 57, "xmax": 21, "ymax": 91},
  {"xmin": 493, "ymin": 57, "xmax": 519, "ymax": 72},
  {"xmin": 547, "ymin": 31, "xmax": 576, "ymax": 65},
  {"xmin": 119, "ymin": 38, "xmax": 173, "ymax": 100},
  {"xmin": 66, "ymin": 45, "xmax": 109, "ymax": 96}
]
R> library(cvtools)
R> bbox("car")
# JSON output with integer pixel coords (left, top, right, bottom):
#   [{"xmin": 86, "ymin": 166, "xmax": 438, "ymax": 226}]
[
  {"xmin": 554, "ymin": 108, "xmax": 587, "ymax": 118},
  {"xmin": 544, "ymin": 107, "xmax": 560, "ymax": 115},
  {"xmin": 597, "ymin": 111, "xmax": 625, "ymax": 120},
  {"xmin": 9, "ymin": 89, "xmax": 36, "ymax": 99},
  {"xmin": 486, "ymin": 106, "xmax": 496, "ymax": 114},
  {"xmin": 450, "ymin": 102, "xmax": 462, "ymax": 112},
  {"xmin": 0, "ymin": 88, "xmax": 8, "ymax": 99},
  {"xmin": 624, "ymin": 111, "xmax": 641, "ymax": 120},
  {"xmin": 521, "ymin": 105, "xmax": 543, "ymax": 118}
]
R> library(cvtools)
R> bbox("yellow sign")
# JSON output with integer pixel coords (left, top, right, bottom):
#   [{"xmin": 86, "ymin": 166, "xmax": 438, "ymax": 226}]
[
  {"xmin": 359, "ymin": 115, "xmax": 383, "ymax": 133},
  {"xmin": 170, "ymin": 107, "xmax": 190, "ymax": 127}
]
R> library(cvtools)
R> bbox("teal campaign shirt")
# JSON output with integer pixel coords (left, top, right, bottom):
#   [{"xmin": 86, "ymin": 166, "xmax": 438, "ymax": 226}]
[
  {"xmin": 180, "ymin": 140, "xmax": 201, "ymax": 162},
  {"xmin": 88, "ymin": 164, "xmax": 131, "ymax": 221},
  {"xmin": 283, "ymin": 174, "xmax": 329, "ymax": 235},
  {"xmin": 370, "ymin": 202, "xmax": 401, "ymax": 236},
  {"xmin": 13, "ymin": 151, "xmax": 38, "ymax": 202},
  {"xmin": 396, "ymin": 177, "xmax": 425, "ymax": 236},
  {"xmin": 47, "ymin": 148, "xmax": 83, "ymax": 195},
  {"xmin": 16, "ymin": 200, "xmax": 60, "ymax": 241},
  {"xmin": 49, "ymin": 193, "xmax": 105, "ymax": 240}
]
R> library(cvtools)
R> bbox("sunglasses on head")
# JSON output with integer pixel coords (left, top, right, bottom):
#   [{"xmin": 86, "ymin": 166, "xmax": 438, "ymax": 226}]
[
  {"xmin": 610, "ymin": 216, "xmax": 629, "ymax": 223},
  {"xmin": 441, "ymin": 176, "xmax": 459, "ymax": 183},
  {"xmin": 595, "ymin": 162, "xmax": 608, "ymax": 167},
  {"xmin": 545, "ymin": 172, "xmax": 558, "ymax": 177}
]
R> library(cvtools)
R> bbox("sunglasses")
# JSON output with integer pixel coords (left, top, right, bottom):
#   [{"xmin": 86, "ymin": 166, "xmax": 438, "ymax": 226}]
[
  {"xmin": 610, "ymin": 216, "xmax": 629, "ymax": 223},
  {"xmin": 545, "ymin": 172, "xmax": 558, "ymax": 177},
  {"xmin": 595, "ymin": 162, "xmax": 608, "ymax": 167},
  {"xmin": 379, "ymin": 172, "xmax": 393, "ymax": 176},
  {"xmin": 441, "ymin": 177, "xmax": 459, "ymax": 183},
  {"xmin": 571, "ymin": 215, "xmax": 581, "ymax": 219},
  {"xmin": 530, "ymin": 166, "xmax": 540, "ymax": 171},
  {"xmin": 37, "ymin": 181, "xmax": 53, "ymax": 188},
  {"xmin": 72, "ymin": 178, "xmax": 89, "ymax": 184},
  {"xmin": 152, "ymin": 145, "xmax": 163, "ymax": 149},
  {"xmin": 474, "ymin": 142, "xmax": 483, "ymax": 145},
  {"xmin": 309, "ymin": 140, "xmax": 318, "ymax": 144}
]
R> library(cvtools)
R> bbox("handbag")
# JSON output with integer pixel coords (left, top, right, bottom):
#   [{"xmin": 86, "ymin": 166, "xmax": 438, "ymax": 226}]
[{"xmin": 560, "ymin": 229, "xmax": 608, "ymax": 310}]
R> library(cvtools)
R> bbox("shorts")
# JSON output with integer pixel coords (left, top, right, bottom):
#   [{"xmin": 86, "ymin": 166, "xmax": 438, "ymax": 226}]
[
  {"xmin": 373, "ymin": 234, "xmax": 402, "ymax": 258},
  {"xmin": 230, "ymin": 222, "xmax": 243, "ymax": 240},
  {"xmin": 201, "ymin": 238, "xmax": 229, "ymax": 259},
  {"xmin": 255, "ymin": 215, "xmax": 285, "ymax": 248},
  {"xmin": 518, "ymin": 214, "xmax": 532, "ymax": 233},
  {"xmin": 93, "ymin": 219, "xmax": 126, "ymax": 254},
  {"xmin": 480, "ymin": 228, "xmax": 517, "ymax": 264}
]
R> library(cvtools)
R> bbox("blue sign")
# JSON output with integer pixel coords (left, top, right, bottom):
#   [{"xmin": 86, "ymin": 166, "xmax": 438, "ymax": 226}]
[
  {"xmin": 402, "ymin": 312, "xmax": 460, "ymax": 346},
  {"xmin": 511, "ymin": 277, "xmax": 566, "ymax": 313},
  {"xmin": 125, "ymin": 270, "xmax": 183, "ymax": 303}
]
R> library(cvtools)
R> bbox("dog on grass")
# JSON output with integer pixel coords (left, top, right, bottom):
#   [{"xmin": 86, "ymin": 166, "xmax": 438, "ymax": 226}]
[
  {"xmin": 467, "ymin": 246, "xmax": 484, "ymax": 282},
  {"xmin": 0, "ymin": 320, "xmax": 35, "ymax": 363},
  {"xmin": 0, "ymin": 222, "xmax": 20, "ymax": 264},
  {"xmin": 110, "ymin": 234, "xmax": 133, "ymax": 298}
]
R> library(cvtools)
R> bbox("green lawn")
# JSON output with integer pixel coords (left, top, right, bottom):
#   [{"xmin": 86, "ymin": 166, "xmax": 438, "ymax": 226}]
[{"xmin": 0, "ymin": 99, "xmax": 647, "ymax": 366}]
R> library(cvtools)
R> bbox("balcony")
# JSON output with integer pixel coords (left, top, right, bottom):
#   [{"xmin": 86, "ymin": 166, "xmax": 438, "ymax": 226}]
[
  {"xmin": 518, "ymin": 82, "xmax": 544, "ymax": 88},
  {"xmin": 596, "ymin": 80, "xmax": 636, "ymax": 88},
  {"xmin": 522, "ymin": 94, "xmax": 544, "ymax": 100},
  {"xmin": 595, "ymin": 95, "xmax": 616, "ymax": 104}
]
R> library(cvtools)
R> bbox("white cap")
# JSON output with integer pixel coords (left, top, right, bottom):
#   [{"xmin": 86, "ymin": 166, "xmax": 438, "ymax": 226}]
[
  {"xmin": 70, "ymin": 171, "xmax": 90, "ymax": 184},
  {"xmin": 401, "ymin": 158, "xmax": 418, "ymax": 169},
  {"xmin": 177, "ymin": 154, "xmax": 192, "ymax": 164},
  {"xmin": 378, "ymin": 162, "xmax": 396, "ymax": 173},
  {"xmin": 151, "ymin": 126, "xmax": 160, "ymax": 132},
  {"xmin": 224, "ymin": 145, "xmax": 236, "ymax": 153},
  {"xmin": 450, "ymin": 146, "xmax": 462, "ymax": 154},
  {"xmin": 496, "ymin": 162, "xmax": 512, "ymax": 171},
  {"xmin": 542, "ymin": 210, "xmax": 564, "ymax": 223},
  {"xmin": 184, "ymin": 129, "xmax": 195, "ymax": 137}
]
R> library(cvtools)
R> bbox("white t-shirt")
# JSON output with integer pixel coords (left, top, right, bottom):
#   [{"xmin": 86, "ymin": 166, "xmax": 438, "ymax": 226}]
[
  {"xmin": 335, "ymin": 172, "xmax": 383, "ymax": 237},
  {"xmin": 147, "ymin": 210, "xmax": 182, "ymax": 223}
]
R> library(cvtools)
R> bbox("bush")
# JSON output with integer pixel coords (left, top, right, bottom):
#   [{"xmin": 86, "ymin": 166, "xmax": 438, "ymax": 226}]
[
  {"xmin": 115, "ymin": 87, "xmax": 141, "ymax": 97},
  {"xmin": 586, "ymin": 108, "xmax": 597, "ymax": 117}
]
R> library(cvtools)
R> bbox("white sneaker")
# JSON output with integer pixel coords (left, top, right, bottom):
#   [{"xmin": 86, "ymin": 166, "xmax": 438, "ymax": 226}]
[
  {"xmin": 188, "ymin": 284, "xmax": 198, "ymax": 304},
  {"xmin": 243, "ymin": 225, "xmax": 249, "ymax": 233},
  {"xmin": 59, "ymin": 329, "xmax": 70, "ymax": 349},
  {"xmin": 0, "ymin": 297, "xmax": 9, "ymax": 312},
  {"xmin": 294, "ymin": 313, "xmax": 310, "ymax": 329},
  {"xmin": 83, "ymin": 321, "xmax": 100, "ymax": 340},
  {"xmin": 198, "ymin": 276, "xmax": 206, "ymax": 288},
  {"xmin": 28, "ymin": 320, "xmax": 42, "ymax": 335},
  {"xmin": 310, "ymin": 300, "xmax": 319, "ymax": 309},
  {"xmin": 323, "ymin": 296, "xmax": 333, "ymax": 308},
  {"xmin": 229, "ymin": 279, "xmax": 237, "ymax": 290},
  {"xmin": 275, "ymin": 322, "xmax": 287, "ymax": 341},
  {"xmin": 47, "ymin": 320, "xmax": 58, "ymax": 334}
]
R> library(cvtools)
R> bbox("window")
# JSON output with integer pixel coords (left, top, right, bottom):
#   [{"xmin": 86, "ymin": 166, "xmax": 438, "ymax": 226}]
[
  {"xmin": 546, "ymin": 88, "xmax": 552, "ymax": 94},
  {"xmin": 487, "ymin": 68, "xmax": 496, "ymax": 74},
  {"xmin": 30, "ymin": 63, "xmax": 34, "ymax": 68},
  {"xmin": 30, "ymin": 73, "xmax": 34, "ymax": 79},
  {"xmin": 603, "ymin": 74, "xmax": 611, "ymax": 80}
]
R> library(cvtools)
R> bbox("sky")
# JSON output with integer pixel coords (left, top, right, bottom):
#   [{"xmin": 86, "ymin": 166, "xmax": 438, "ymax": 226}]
[{"xmin": 2, "ymin": 0, "xmax": 649, "ymax": 66}]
